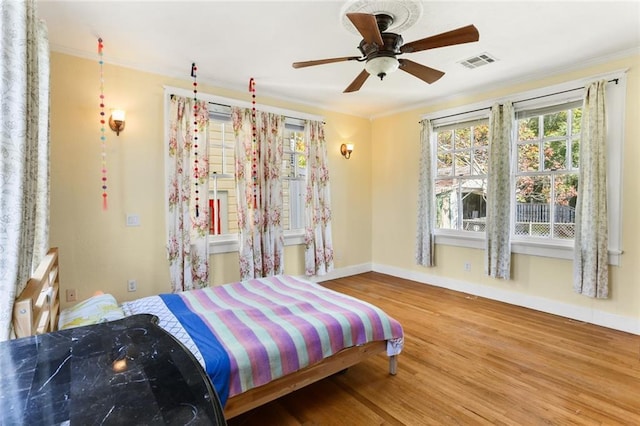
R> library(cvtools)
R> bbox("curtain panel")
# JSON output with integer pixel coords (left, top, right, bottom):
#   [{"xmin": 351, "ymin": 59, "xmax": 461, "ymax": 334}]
[
  {"xmin": 304, "ymin": 120, "xmax": 334, "ymax": 276},
  {"xmin": 485, "ymin": 102, "xmax": 513, "ymax": 279},
  {"xmin": 166, "ymin": 95, "xmax": 210, "ymax": 292},
  {"xmin": 232, "ymin": 107, "xmax": 285, "ymax": 280},
  {"xmin": 415, "ymin": 119, "xmax": 435, "ymax": 267},
  {"xmin": 573, "ymin": 80, "xmax": 609, "ymax": 298},
  {"xmin": 0, "ymin": 0, "xmax": 50, "ymax": 341}
]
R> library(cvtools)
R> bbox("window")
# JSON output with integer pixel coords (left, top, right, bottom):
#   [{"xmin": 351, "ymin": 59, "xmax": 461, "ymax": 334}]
[
  {"xmin": 206, "ymin": 108, "xmax": 309, "ymax": 248},
  {"xmin": 434, "ymin": 119, "xmax": 489, "ymax": 233},
  {"xmin": 208, "ymin": 114, "xmax": 237, "ymax": 236},
  {"xmin": 514, "ymin": 102, "xmax": 581, "ymax": 241},
  {"xmin": 425, "ymin": 72, "xmax": 625, "ymax": 264},
  {"xmin": 282, "ymin": 123, "xmax": 307, "ymax": 232}
]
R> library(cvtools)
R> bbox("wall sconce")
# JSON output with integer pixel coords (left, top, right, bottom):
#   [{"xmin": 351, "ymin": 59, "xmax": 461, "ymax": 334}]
[
  {"xmin": 109, "ymin": 109, "xmax": 126, "ymax": 136},
  {"xmin": 340, "ymin": 143, "xmax": 354, "ymax": 159}
]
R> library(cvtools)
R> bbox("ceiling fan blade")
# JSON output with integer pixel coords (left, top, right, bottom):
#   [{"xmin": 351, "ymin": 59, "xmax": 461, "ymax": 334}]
[
  {"xmin": 398, "ymin": 59, "xmax": 445, "ymax": 84},
  {"xmin": 343, "ymin": 69, "xmax": 370, "ymax": 93},
  {"xmin": 400, "ymin": 25, "xmax": 479, "ymax": 53},
  {"xmin": 292, "ymin": 56, "xmax": 360, "ymax": 69},
  {"xmin": 347, "ymin": 13, "xmax": 384, "ymax": 46}
]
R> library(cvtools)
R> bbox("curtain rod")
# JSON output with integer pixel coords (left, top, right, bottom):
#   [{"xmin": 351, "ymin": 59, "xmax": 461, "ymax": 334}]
[
  {"xmin": 422, "ymin": 78, "xmax": 619, "ymax": 124},
  {"xmin": 208, "ymin": 101, "xmax": 324, "ymax": 123},
  {"xmin": 165, "ymin": 86, "xmax": 324, "ymax": 123}
]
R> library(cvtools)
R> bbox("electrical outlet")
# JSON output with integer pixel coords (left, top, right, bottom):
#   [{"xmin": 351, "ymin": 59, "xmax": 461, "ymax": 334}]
[
  {"xmin": 66, "ymin": 289, "xmax": 77, "ymax": 302},
  {"xmin": 127, "ymin": 279, "xmax": 137, "ymax": 292},
  {"xmin": 464, "ymin": 262, "xmax": 471, "ymax": 272},
  {"xmin": 126, "ymin": 214, "xmax": 140, "ymax": 227}
]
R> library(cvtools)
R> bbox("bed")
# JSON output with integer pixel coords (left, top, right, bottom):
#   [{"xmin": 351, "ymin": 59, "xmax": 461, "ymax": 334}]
[
  {"xmin": 13, "ymin": 247, "xmax": 60, "ymax": 338},
  {"xmin": 13, "ymin": 248, "xmax": 404, "ymax": 420}
]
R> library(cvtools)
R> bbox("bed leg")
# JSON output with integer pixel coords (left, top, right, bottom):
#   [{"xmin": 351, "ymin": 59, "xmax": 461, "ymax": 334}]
[{"xmin": 389, "ymin": 355, "xmax": 397, "ymax": 375}]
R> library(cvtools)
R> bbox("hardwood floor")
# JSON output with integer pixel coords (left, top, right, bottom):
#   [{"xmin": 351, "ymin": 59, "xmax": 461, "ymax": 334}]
[{"xmin": 227, "ymin": 272, "xmax": 640, "ymax": 425}]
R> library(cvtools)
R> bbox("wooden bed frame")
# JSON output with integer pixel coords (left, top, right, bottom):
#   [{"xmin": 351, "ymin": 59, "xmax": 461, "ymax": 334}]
[
  {"xmin": 13, "ymin": 247, "xmax": 60, "ymax": 338},
  {"xmin": 13, "ymin": 247, "xmax": 398, "ymax": 419},
  {"xmin": 225, "ymin": 339, "xmax": 396, "ymax": 418}
]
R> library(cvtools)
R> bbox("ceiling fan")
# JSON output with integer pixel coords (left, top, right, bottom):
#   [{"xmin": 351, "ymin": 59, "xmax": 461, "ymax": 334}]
[{"xmin": 292, "ymin": 13, "xmax": 479, "ymax": 93}]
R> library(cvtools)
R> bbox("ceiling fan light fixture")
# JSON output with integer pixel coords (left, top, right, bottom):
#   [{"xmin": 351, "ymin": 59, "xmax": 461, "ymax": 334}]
[{"xmin": 365, "ymin": 56, "xmax": 399, "ymax": 80}]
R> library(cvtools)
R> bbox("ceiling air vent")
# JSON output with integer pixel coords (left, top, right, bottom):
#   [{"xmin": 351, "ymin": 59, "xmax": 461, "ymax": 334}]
[{"xmin": 459, "ymin": 52, "xmax": 498, "ymax": 69}]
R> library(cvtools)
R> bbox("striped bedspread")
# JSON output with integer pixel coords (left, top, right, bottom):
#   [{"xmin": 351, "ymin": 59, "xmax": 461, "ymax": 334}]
[{"xmin": 121, "ymin": 275, "xmax": 403, "ymax": 406}]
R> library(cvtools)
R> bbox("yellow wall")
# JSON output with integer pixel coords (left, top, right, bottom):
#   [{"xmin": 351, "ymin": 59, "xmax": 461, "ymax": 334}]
[
  {"xmin": 50, "ymin": 50, "xmax": 639, "ymax": 329},
  {"xmin": 371, "ymin": 54, "xmax": 640, "ymax": 323},
  {"xmin": 50, "ymin": 52, "xmax": 372, "ymax": 307}
]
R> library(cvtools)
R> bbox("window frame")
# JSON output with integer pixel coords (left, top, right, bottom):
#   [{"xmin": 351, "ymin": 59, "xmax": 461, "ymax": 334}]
[
  {"xmin": 423, "ymin": 70, "xmax": 627, "ymax": 265},
  {"xmin": 512, "ymin": 101, "xmax": 582, "ymax": 243},
  {"xmin": 164, "ymin": 87, "xmax": 323, "ymax": 255},
  {"xmin": 433, "ymin": 119, "xmax": 490, "ymax": 234}
]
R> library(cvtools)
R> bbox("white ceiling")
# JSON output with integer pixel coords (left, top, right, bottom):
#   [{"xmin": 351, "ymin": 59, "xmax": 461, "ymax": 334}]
[{"xmin": 38, "ymin": 0, "xmax": 640, "ymax": 118}]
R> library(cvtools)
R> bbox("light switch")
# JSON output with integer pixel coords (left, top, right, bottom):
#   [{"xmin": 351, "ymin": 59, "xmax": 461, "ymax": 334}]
[{"xmin": 126, "ymin": 214, "xmax": 140, "ymax": 227}]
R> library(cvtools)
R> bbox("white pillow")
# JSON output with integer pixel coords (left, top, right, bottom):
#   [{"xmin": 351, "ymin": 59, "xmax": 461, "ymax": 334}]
[{"xmin": 58, "ymin": 293, "xmax": 125, "ymax": 330}]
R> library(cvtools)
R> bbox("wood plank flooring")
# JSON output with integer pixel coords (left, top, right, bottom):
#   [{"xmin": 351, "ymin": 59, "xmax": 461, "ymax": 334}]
[{"xmin": 227, "ymin": 272, "xmax": 640, "ymax": 425}]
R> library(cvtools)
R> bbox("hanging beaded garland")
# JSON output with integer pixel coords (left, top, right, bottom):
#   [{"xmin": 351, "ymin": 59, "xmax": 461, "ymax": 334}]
[
  {"xmin": 249, "ymin": 77, "xmax": 258, "ymax": 209},
  {"xmin": 192, "ymin": 63, "xmax": 200, "ymax": 217},
  {"xmin": 98, "ymin": 38, "xmax": 108, "ymax": 210}
]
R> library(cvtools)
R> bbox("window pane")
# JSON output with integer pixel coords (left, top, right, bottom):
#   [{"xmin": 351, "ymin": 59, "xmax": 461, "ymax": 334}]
[
  {"xmin": 553, "ymin": 173, "xmax": 577, "ymax": 239},
  {"xmin": 209, "ymin": 121, "xmax": 235, "ymax": 175},
  {"xmin": 434, "ymin": 120, "xmax": 488, "ymax": 234},
  {"xmin": 518, "ymin": 118, "xmax": 538, "ymax": 141},
  {"xmin": 208, "ymin": 119, "xmax": 237, "ymax": 236},
  {"xmin": 455, "ymin": 128, "xmax": 471, "ymax": 149},
  {"xmin": 438, "ymin": 130, "xmax": 453, "ymax": 150},
  {"xmin": 518, "ymin": 143, "xmax": 540, "ymax": 171},
  {"xmin": 571, "ymin": 108, "xmax": 582, "ymax": 135},
  {"xmin": 209, "ymin": 182, "xmax": 238, "ymax": 235},
  {"xmin": 454, "ymin": 151, "xmax": 471, "ymax": 174},
  {"xmin": 461, "ymin": 179, "xmax": 487, "ymax": 232},
  {"xmin": 472, "ymin": 148, "xmax": 488, "ymax": 175},
  {"xmin": 437, "ymin": 151, "xmax": 453, "ymax": 176},
  {"xmin": 571, "ymin": 138, "xmax": 580, "ymax": 168},
  {"xmin": 473, "ymin": 124, "xmax": 489, "ymax": 147},
  {"xmin": 435, "ymin": 179, "xmax": 459, "ymax": 230},
  {"xmin": 543, "ymin": 111, "xmax": 567, "ymax": 137},
  {"xmin": 515, "ymin": 176, "xmax": 551, "ymax": 237},
  {"xmin": 282, "ymin": 129, "xmax": 307, "ymax": 231},
  {"xmin": 544, "ymin": 140, "xmax": 567, "ymax": 171},
  {"xmin": 283, "ymin": 153, "xmax": 293, "ymax": 178}
]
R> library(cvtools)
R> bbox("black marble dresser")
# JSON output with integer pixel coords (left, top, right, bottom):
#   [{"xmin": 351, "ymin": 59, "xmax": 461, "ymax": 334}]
[{"xmin": 0, "ymin": 314, "xmax": 226, "ymax": 425}]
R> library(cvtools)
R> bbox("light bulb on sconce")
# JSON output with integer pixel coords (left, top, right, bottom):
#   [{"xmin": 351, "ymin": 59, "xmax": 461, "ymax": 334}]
[
  {"xmin": 340, "ymin": 143, "xmax": 354, "ymax": 159},
  {"xmin": 109, "ymin": 109, "xmax": 126, "ymax": 136}
]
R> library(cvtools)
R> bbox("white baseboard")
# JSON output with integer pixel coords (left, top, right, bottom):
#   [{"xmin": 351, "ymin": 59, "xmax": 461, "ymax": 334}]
[
  {"xmin": 372, "ymin": 263, "xmax": 639, "ymax": 335},
  {"xmin": 326, "ymin": 263, "xmax": 639, "ymax": 336},
  {"xmin": 306, "ymin": 263, "xmax": 373, "ymax": 283}
]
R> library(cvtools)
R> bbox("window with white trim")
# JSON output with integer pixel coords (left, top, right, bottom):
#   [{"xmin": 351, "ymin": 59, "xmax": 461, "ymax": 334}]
[
  {"xmin": 427, "ymin": 72, "xmax": 626, "ymax": 264},
  {"xmin": 282, "ymin": 121, "xmax": 307, "ymax": 232},
  {"xmin": 207, "ymin": 107, "xmax": 308, "ymax": 239},
  {"xmin": 514, "ymin": 102, "xmax": 582, "ymax": 241},
  {"xmin": 207, "ymin": 111, "xmax": 237, "ymax": 236},
  {"xmin": 434, "ymin": 119, "xmax": 489, "ymax": 233}
]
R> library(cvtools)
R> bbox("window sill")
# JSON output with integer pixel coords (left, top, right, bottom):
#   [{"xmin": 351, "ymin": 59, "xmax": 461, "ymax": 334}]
[
  {"xmin": 208, "ymin": 231, "xmax": 305, "ymax": 254},
  {"xmin": 434, "ymin": 232, "xmax": 621, "ymax": 266}
]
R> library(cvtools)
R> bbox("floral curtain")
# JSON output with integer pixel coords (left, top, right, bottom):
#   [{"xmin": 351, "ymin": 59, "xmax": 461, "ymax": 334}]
[
  {"xmin": 415, "ymin": 119, "xmax": 435, "ymax": 267},
  {"xmin": 304, "ymin": 120, "xmax": 334, "ymax": 276},
  {"xmin": 166, "ymin": 95, "xmax": 209, "ymax": 292},
  {"xmin": 232, "ymin": 107, "xmax": 284, "ymax": 280},
  {"xmin": 485, "ymin": 102, "xmax": 513, "ymax": 279},
  {"xmin": 574, "ymin": 80, "xmax": 609, "ymax": 298},
  {"xmin": 0, "ymin": 0, "xmax": 50, "ymax": 341}
]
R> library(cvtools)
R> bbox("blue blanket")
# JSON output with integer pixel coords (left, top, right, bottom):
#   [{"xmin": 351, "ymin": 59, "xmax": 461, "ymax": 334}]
[{"xmin": 160, "ymin": 294, "xmax": 231, "ymax": 406}]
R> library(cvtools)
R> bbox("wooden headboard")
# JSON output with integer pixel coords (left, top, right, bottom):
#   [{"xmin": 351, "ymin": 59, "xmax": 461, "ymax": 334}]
[{"xmin": 12, "ymin": 247, "xmax": 60, "ymax": 338}]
